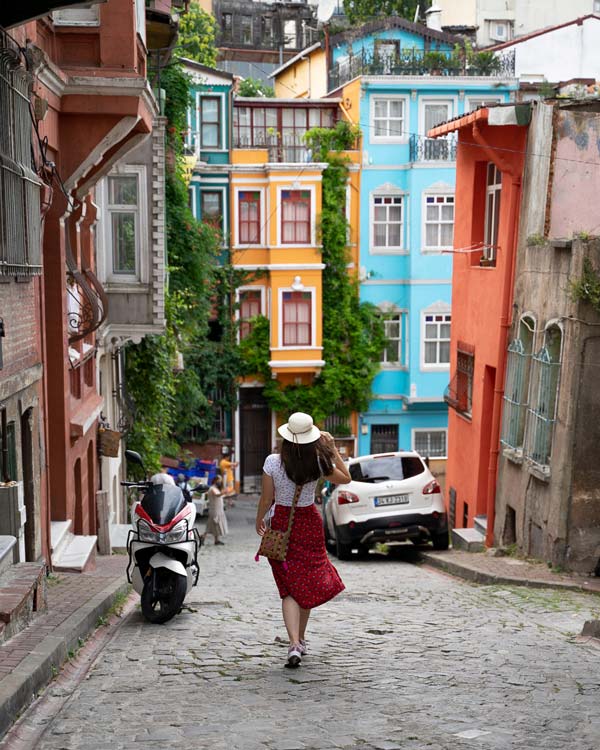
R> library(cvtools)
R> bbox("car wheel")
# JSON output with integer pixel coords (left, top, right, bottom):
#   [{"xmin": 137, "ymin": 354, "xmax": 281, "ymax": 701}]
[
  {"xmin": 431, "ymin": 530, "xmax": 450, "ymax": 551},
  {"xmin": 334, "ymin": 524, "xmax": 353, "ymax": 561}
]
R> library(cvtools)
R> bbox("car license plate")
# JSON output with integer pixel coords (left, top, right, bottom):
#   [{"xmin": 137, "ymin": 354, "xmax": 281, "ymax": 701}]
[{"xmin": 374, "ymin": 494, "xmax": 409, "ymax": 507}]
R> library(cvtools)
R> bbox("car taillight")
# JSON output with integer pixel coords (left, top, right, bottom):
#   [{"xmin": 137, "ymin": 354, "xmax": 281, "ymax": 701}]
[
  {"xmin": 422, "ymin": 480, "xmax": 441, "ymax": 495},
  {"xmin": 338, "ymin": 491, "xmax": 360, "ymax": 505}
]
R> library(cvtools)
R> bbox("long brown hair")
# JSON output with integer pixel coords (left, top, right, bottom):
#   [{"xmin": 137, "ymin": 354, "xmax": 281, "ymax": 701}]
[{"xmin": 280, "ymin": 437, "xmax": 335, "ymax": 485}]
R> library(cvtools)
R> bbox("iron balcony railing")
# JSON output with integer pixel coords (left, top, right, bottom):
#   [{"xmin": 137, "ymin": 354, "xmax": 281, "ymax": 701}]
[
  {"xmin": 233, "ymin": 133, "xmax": 313, "ymax": 163},
  {"xmin": 328, "ymin": 48, "xmax": 516, "ymax": 91},
  {"xmin": 0, "ymin": 27, "xmax": 42, "ymax": 277},
  {"xmin": 410, "ymin": 133, "xmax": 457, "ymax": 161}
]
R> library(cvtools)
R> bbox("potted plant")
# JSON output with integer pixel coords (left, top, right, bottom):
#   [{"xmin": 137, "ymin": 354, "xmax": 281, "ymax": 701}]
[
  {"xmin": 423, "ymin": 50, "xmax": 449, "ymax": 75},
  {"xmin": 470, "ymin": 50, "xmax": 502, "ymax": 75}
]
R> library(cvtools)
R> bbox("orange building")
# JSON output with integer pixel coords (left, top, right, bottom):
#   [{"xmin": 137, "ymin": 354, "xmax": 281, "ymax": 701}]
[{"xmin": 428, "ymin": 104, "xmax": 530, "ymax": 544}]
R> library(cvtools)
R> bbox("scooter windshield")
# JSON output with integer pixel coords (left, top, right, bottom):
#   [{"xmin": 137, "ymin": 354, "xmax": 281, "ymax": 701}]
[{"xmin": 140, "ymin": 484, "xmax": 187, "ymax": 526}]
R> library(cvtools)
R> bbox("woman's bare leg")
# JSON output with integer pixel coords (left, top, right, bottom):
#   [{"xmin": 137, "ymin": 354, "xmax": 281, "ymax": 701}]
[
  {"xmin": 282, "ymin": 596, "xmax": 301, "ymax": 644},
  {"xmin": 299, "ymin": 607, "xmax": 311, "ymax": 641}
]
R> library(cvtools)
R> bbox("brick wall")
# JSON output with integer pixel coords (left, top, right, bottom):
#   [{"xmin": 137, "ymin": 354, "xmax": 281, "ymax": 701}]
[{"xmin": 0, "ymin": 278, "xmax": 42, "ymax": 379}]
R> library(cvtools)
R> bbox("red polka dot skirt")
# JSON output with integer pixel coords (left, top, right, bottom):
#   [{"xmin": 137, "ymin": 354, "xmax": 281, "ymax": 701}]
[{"xmin": 268, "ymin": 504, "xmax": 345, "ymax": 609}]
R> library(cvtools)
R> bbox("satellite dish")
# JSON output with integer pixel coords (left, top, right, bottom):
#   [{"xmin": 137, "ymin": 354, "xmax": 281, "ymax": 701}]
[{"xmin": 317, "ymin": 0, "xmax": 336, "ymax": 24}]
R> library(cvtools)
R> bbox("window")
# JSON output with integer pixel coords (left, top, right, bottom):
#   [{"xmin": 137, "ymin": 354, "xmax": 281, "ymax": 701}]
[
  {"xmin": 200, "ymin": 97, "xmax": 221, "ymax": 149},
  {"xmin": 222, "ymin": 13, "xmax": 233, "ymax": 41},
  {"xmin": 282, "ymin": 291, "xmax": 311, "ymax": 346},
  {"xmin": 262, "ymin": 16, "xmax": 274, "ymax": 45},
  {"xmin": 424, "ymin": 194, "xmax": 454, "ymax": 250},
  {"xmin": 413, "ymin": 429, "xmax": 447, "ymax": 458},
  {"xmin": 240, "ymin": 16, "xmax": 253, "ymax": 45},
  {"xmin": 201, "ymin": 191, "xmax": 223, "ymax": 232},
  {"xmin": 381, "ymin": 313, "xmax": 407, "ymax": 367},
  {"xmin": 489, "ymin": 20, "xmax": 511, "ymax": 41},
  {"xmin": 239, "ymin": 289, "xmax": 262, "ymax": 340},
  {"xmin": 595, "ymin": 0, "xmax": 600, "ymax": 12},
  {"xmin": 0, "ymin": 413, "xmax": 17, "ymax": 482},
  {"xmin": 107, "ymin": 174, "xmax": 139, "ymax": 276},
  {"xmin": 422, "ymin": 100, "xmax": 453, "ymax": 159},
  {"xmin": 524, "ymin": 325, "xmax": 562, "ymax": 468},
  {"xmin": 467, "ymin": 97, "xmax": 502, "ymax": 112},
  {"xmin": 281, "ymin": 190, "xmax": 310, "ymax": 244},
  {"xmin": 239, "ymin": 191, "xmax": 260, "ymax": 244},
  {"xmin": 372, "ymin": 194, "xmax": 403, "ymax": 251},
  {"xmin": 284, "ymin": 19, "xmax": 297, "ymax": 48},
  {"xmin": 447, "ymin": 346, "xmax": 474, "ymax": 417},
  {"xmin": 374, "ymin": 39, "xmax": 399, "ymax": 73},
  {"xmin": 501, "ymin": 316, "xmax": 535, "ymax": 451},
  {"xmin": 484, "ymin": 162, "xmax": 502, "ymax": 262},
  {"xmin": 369, "ymin": 425, "xmax": 399, "ymax": 455},
  {"xmin": 423, "ymin": 311, "xmax": 451, "ymax": 368},
  {"xmin": 372, "ymin": 97, "xmax": 406, "ymax": 140}
]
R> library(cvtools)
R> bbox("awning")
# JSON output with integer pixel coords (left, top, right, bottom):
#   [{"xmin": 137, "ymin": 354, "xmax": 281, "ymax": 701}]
[{"xmin": 2, "ymin": 0, "xmax": 106, "ymax": 29}]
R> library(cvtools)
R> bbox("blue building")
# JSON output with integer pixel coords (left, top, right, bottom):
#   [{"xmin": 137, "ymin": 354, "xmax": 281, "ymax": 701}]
[
  {"xmin": 327, "ymin": 18, "xmax": 518, "ymax": 463},
  {"xmin": 182, "ymin": 58, "xmax": 233, "ymax": 262}
]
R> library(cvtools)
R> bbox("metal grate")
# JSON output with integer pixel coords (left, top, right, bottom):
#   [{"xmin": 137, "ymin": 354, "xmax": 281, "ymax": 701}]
[
  {"xmin": 0, "ymin": 28, "xmax": 42, "ymax": 276},
  {"xmin": 524, "ymin": 347, "xmax": 560, "ymax": 467},
  {"xmin": 500, "ymin": 338, "xmax": 530, "ymax": 450}
]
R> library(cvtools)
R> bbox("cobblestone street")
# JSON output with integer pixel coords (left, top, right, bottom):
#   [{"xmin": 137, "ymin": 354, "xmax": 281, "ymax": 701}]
[{"xmin": 23, "ymin": 500, "xmax": 600, "ymax": 750}]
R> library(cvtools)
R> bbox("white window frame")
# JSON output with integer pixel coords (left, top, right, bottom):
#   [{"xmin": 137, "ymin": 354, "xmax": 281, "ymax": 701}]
[
  {"xmin": 275, "ymin": 185, "xmax": 316, "ymax": 248},
  {"xmin": 421, "ymin": 303, "xmax": 451, "ymax": 371},
  {"xmin": 277, "ymin": 286, "xmax": 317, "ymax": 349},
  {"xmin": 466, "ymin": 97, "xmax": 502, "ymax": 113},
  {"xmin": 233, "ymin": 187, "xmax": 266, "ymax": 247},
  {"xmin": 411, "ymin": 428, "xmax": 448, "ymax": 459},
  {"xmin": 196, "ymin": 92, "xmax": 227, "ymax": 152},
  {"xmin": 370, "ymin": 95, "xmax": 409, "ymax": 144},
  {"xmin": 378, "ymin": 304, "xmax": 408, "ymax": 369},
  {"xmin": 199, "ymin": 186, "xmax": 228, "ymax": 246},
  {"xmin": 484, "ymin": 162, "xmax": 502, "ymax": 260},
  {"xmin": 489, "ymin": 20, "xmax": 511, "ymax": 42},
  {"xmin": 370, "ymin": 188, "xmax": 406, "ymax": 254},
  {"xmin": 422, "ymin": 191, "xmax": 455, "ymax": 252},
  {"xmin": 99, "ymin": 165, "xmax": 148, "ymax": 285},
  {"xmin": 418, "ymin": 96, "xmax": 456, "ymax": 137},
  {"xmin": 236, "ymin": 285, "xmax": 266, "ymax": 343}
]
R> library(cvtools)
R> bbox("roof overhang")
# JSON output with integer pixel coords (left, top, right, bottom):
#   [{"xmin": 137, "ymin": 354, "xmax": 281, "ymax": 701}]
[
  {"xmin": 428, "ymin": 103, "xmax": 531, "ymax": 138},
  {"xmin": 2, "ymin": 0, "xmax": 106, "ymax": 29}
]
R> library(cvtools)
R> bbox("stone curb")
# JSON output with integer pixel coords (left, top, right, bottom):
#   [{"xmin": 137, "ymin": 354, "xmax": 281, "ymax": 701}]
[
  {"xmin": 420, "ymin": 551, "xmax": 600, "ymax": 595},
  {"xmin": 0, "ymin": 577, "xmax": 131, "ymax": 740}
]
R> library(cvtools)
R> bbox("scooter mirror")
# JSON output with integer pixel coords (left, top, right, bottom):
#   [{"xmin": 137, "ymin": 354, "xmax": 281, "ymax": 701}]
[{"xmin": 125, "ymin": 450, "xmax": 144, "ymax": 468}]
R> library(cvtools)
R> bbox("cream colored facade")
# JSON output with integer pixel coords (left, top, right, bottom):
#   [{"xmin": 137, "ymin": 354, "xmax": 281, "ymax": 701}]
[{"xmin": 272, "ymin": 46, "xmax": 328, "ymax": 99}]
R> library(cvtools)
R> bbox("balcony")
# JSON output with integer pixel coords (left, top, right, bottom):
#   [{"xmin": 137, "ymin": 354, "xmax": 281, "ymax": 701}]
[
  {"xmin": 328, "ymin": 48, "xmax": 515, "ymax": 91},
  {"xmin": 410, "ymin": 134, "xmax": 457, "ymax": 162}
]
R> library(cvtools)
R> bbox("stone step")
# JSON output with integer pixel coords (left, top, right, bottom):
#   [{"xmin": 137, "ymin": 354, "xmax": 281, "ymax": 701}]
[
  {"xmin": 0, "ymin": 561, "xmax": 47, "ymax": 644},
  {"xmin": 50, "ymin": 520, "xmax": 73, "ymax": 560},
  {"xmin": 0, "ymin": 537, "xmax": 17, "ymax": 576},
  {"xmin": 474, "ymin": 515, "xmax": 488, "ymax": 537},
  {"xmin": 451, "ymin": 527, "xmax": 486, "ymax": 553},
  {"xmin": 53, "ymin": 534, "xmax": 97, "ymax": 573}
]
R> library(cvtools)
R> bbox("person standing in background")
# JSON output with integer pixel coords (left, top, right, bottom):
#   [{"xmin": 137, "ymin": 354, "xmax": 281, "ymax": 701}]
[
  {"xmin": 220, "ymin": 449, "xmax": 238, "ymax": 507},
  {"xmin": 204, "ymin": 475, "xmax": 228, "ymax": 546}
]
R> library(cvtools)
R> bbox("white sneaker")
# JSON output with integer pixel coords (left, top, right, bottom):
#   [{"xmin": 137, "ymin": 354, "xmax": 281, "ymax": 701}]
[
  {"xmin": 286, "ymin": 643, "xmax": 302, "ymax": 668},
  {"xmin": 299, "ymin": 639, "xmax": 308, "ymax": 656}
]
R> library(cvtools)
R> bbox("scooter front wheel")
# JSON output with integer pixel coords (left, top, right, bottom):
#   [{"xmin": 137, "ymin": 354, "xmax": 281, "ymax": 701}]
[{"xmin": 141, "ymin": 568, "xmax": 187, "ymax": 624}]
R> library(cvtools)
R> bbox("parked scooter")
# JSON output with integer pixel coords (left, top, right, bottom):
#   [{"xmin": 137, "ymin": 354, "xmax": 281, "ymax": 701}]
[{"xmin": 122, "ymin": 450, "xmax": 207, "ymax": 624}]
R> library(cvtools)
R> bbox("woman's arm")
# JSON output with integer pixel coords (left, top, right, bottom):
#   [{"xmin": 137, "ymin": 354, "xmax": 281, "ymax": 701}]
[
  {"xmin": 320, "ymin": 431, "xmax": 351, "ymax": 485},
  {"xmin": 255, "ymin": 472, "xmax": 275, "ymax": 535}
]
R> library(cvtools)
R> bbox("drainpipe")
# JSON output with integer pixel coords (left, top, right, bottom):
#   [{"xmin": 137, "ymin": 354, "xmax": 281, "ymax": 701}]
[{"xmin": 471, "ymin": 120, "xmax": 521, "ymax": 547}]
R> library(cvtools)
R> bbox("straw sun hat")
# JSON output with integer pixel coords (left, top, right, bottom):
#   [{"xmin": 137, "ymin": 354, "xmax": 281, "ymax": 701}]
[{"xmin": 277, "ymin": 412, "xmax": 321, "ymax": 444}]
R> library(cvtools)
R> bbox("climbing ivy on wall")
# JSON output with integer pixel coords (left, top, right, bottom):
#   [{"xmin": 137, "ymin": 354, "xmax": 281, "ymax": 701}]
[
  {"xmin": 240, "ymin": 121, "xmax": 387, "ymax": 427},
  {"xmin": 570, "ymin": 256, "xmax": 600, "ymax": 314},
  {"xmin": 125, "ymin": 58, "xmax": 239, "ymax": 470}
]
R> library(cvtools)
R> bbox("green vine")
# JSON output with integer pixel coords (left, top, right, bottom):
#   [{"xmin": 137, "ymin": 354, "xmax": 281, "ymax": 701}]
[
  {"xmin": 570, "ymin": 257, "xmax": 600, "ymax": 313},
  {"xmin": 240, "ymin": 121, "xmax": 387, "ymax": 428}
]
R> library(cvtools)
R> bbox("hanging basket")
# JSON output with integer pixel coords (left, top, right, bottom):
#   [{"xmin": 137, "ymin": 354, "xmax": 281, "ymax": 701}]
[{"xmin": 98, "ymin": 427, "xmax": 122, "ymax": 458}]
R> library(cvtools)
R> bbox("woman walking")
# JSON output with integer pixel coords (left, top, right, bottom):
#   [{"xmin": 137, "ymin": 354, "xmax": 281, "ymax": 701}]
[
  {"xmin": 255, "ymin": 412, "xmax": 351, "ymax": 668},
  {"xmin": 204, "ymin": 475, "xmax": 228, "ymax": 546}
]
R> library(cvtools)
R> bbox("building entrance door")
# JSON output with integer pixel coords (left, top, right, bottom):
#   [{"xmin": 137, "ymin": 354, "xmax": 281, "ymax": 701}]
[{"xmin": 239, "ymin": 388, "xmax": 271, "ymax": 494}]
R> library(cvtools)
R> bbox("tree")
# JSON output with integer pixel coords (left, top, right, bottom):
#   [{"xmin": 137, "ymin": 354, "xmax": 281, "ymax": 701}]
[
  {"xmin": 342, "ymin": 0, "xmax": 420, "ymax": 25},
  {"xmin": 176, "ymin": 3, "xmax": 217, "ymax": 67},
  {"xmin": 237, "ymin": 78, "xmax": 274, "ymax": 98}
]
